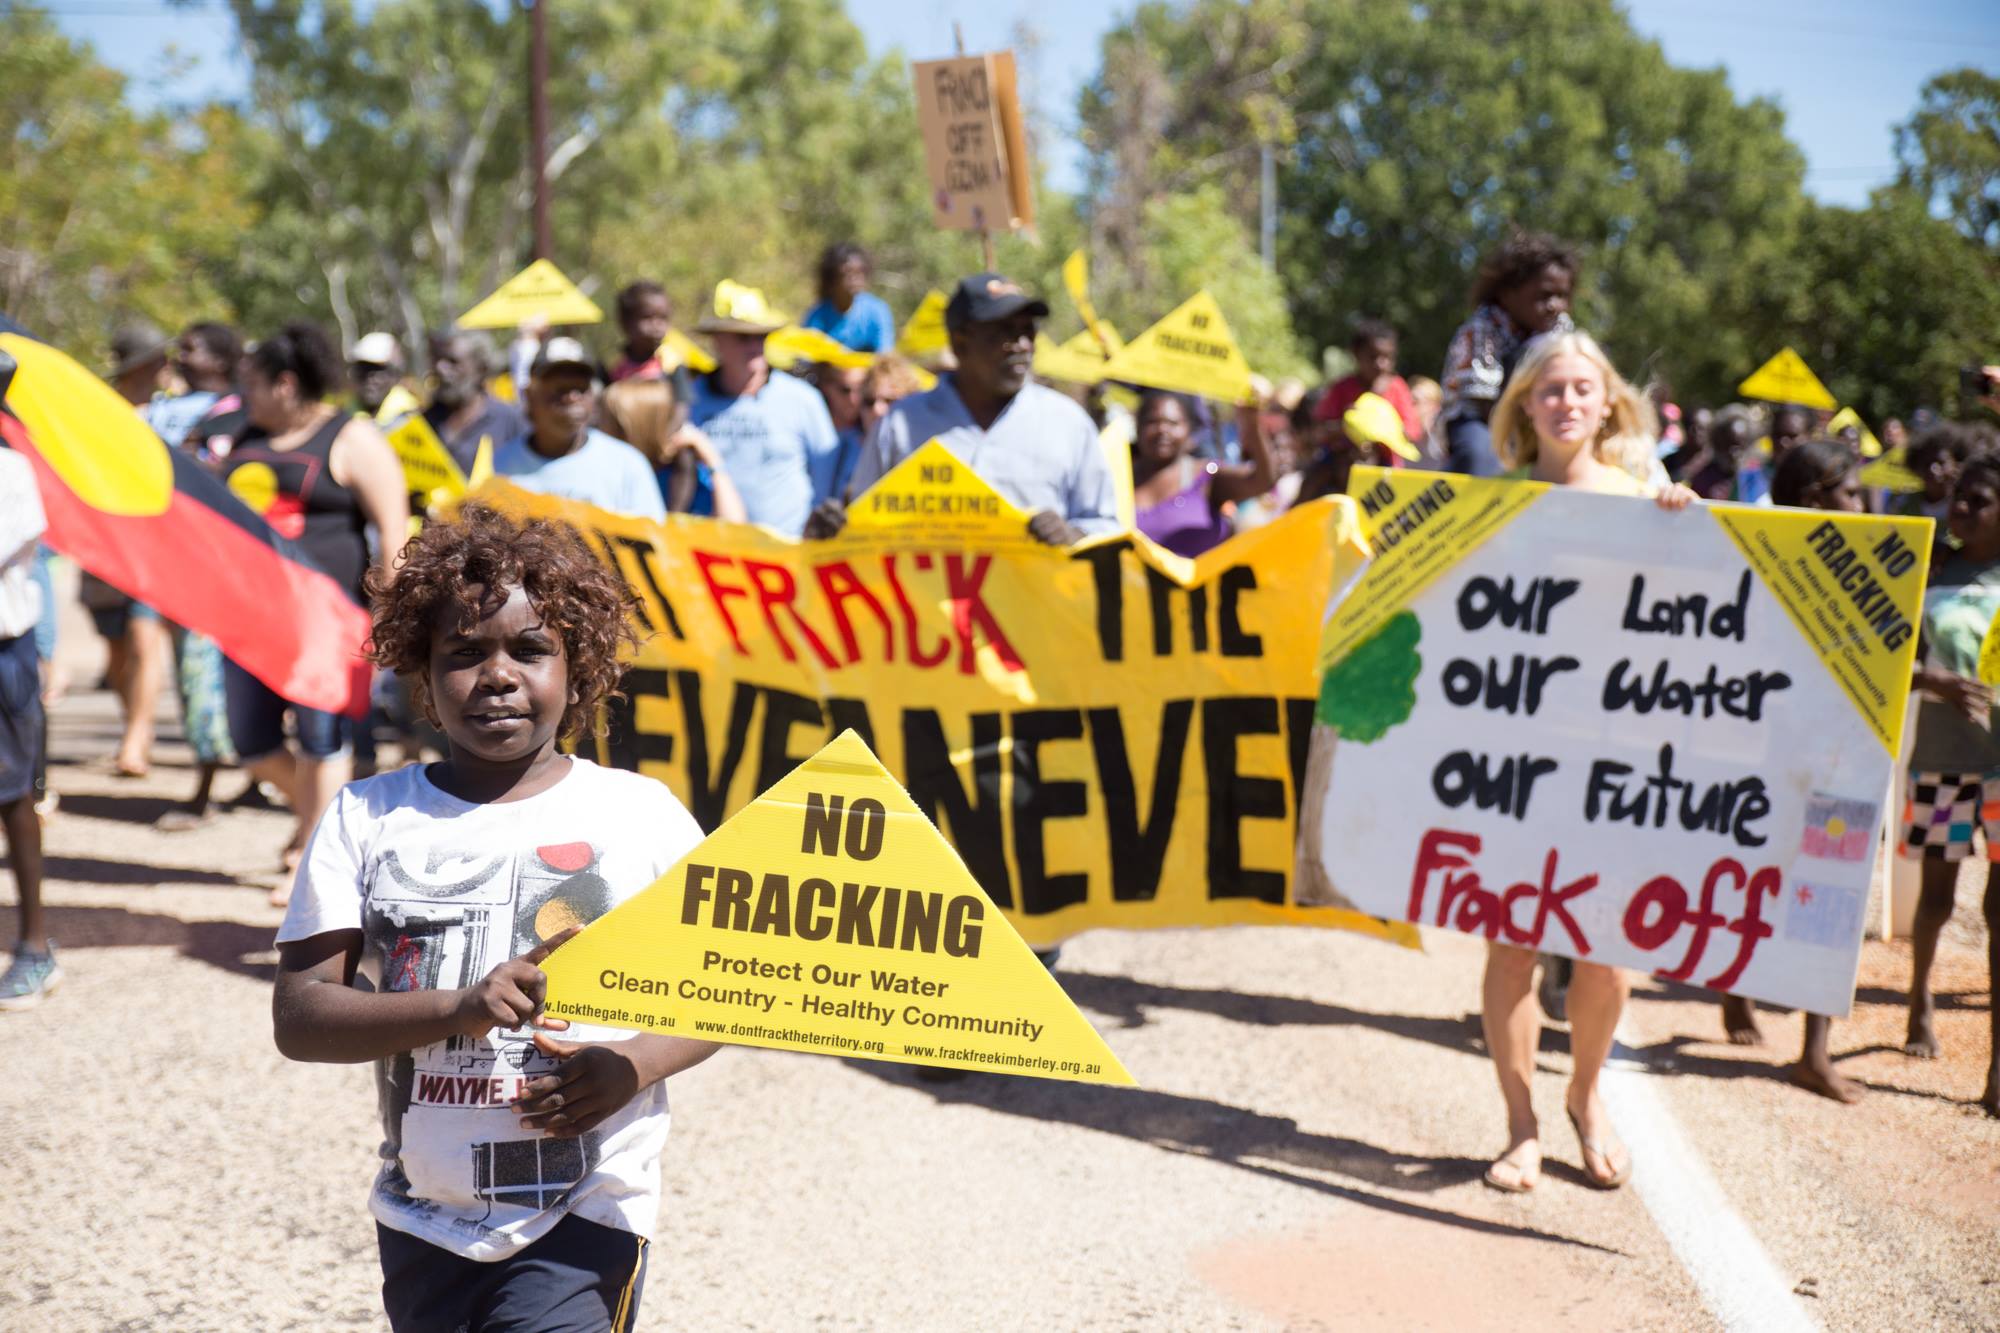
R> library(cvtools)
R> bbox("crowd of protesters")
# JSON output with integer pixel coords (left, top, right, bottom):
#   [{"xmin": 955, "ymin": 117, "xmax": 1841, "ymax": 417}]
[{"xmin": 3, "ymin": 229, "xmax": 2000, "ymax": 1328}]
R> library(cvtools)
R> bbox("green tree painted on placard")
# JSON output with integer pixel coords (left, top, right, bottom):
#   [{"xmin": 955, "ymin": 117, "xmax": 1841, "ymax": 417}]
[{"xmin": 1316, "ymin": 611, "xmax": 1421, "ymax": 744}]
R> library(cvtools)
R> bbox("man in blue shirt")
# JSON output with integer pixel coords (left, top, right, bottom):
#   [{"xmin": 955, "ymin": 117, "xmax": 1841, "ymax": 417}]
[
  {"xmin": 808, "ymin": 272, "xmax": 1119, "ymax": 545},
  {"xmin": 688, "ymin": 283, "xmax": 840, "ymax": 535},
  {"xmin": 494, "ymin": 338, "xmax": 665, "ymax": 520}
]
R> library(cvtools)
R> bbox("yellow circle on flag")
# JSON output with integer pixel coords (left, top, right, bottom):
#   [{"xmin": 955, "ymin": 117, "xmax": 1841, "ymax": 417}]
[
  {"xmin": 0, "ymin": 333, "xmax": 174, "ymax": 516},
  {"xmin": 1825, "ymin": 817, "xmax": 1846, "ymax": 840},
  {"xmin": 227, "ymin": 462, "xmax": 278, "ymax": 515}
]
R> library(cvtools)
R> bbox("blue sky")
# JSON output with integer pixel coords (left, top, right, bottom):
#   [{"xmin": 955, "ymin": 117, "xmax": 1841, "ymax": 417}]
[{"xmin": 48, "ymin": 0, "xmax": 2000, "ymax": 208}]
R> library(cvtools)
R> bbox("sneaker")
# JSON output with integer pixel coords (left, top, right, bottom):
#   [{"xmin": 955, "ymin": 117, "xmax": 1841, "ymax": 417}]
[{"xmin": 0, "ymin": 944, "xmax": 61, "ymax": 1011}]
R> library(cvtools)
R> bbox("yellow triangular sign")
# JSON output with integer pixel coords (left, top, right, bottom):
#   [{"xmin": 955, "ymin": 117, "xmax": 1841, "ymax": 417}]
[
  {"xmin": 458, "ymin": 259, "xmax": 604, "ymax": 330},
  {"xmin": 1032, "ymin": 325, "xmax": 1125, "ymax": 386},
  {"xmin": 1100, "ymin": 290, "xmax": 1256, "ymax": 404},
  {"xmin": 373, "ymin": 383, "xmax": 422, "ymax": 424},
  {"xmin": 541, "ymin": 731, "xmax": 1134, "ymax": 1085},
  {"xmin": 766, "ymin": 325, "xmax": 875, "ymax": 372},
  {"xmin": 1859, "ymin": 449, "xmax": 1923, "ymax": 494},
  {"xmin": 658, "ymin": 328, "xmax": 716, "ymax": 375},
  {"xmin": 1708, "ymin": 506, "xmax": 1931, "ymax": 753},
  {"xmin": 1062, "ymin": 248, "xmax": 1110, "ymax": 347},
  {"xmin": 845, "ymin": 439, "xmax": 1032, "ymax": 544},
  {"xmin": 385, "ymin": 413, "xmax": 468, "ymax": 503},
  {"xmin": 1826, "ymin": 406, "xmax": 1882, "ymax": 457},
  {"xmin": 896, "ymin": 289, "xmax": 950, "ymax": 360},
  {"xmin": 468, "ymin": 436, "xmax": 495, "ymax": 489},
  {"xmin": 1738, "ymin": 346, "xmax": 1836, "ymax": 411}
]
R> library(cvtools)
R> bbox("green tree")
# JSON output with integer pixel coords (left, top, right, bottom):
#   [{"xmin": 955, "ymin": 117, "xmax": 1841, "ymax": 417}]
[
  {"xmin": 1897, "ymin": 69, "xmax": 2000, "ymax": 254},
  {"xmin": 1763, "ymin": 190, "xmax": 2000, "ymax": 421},
  {"xmin": 218, "ymin": 0, "xmax": 999, "ymax": 357},
  {"xmin": 1080, "ymin": 0, "xmax": 1814, "ymax": 405},
  {"xmin": 0, "ymin": 6, "xmax": 254, "ymax": 359}
]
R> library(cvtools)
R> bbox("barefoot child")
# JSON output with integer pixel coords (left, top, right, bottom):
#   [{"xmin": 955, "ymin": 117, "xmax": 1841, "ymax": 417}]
[
  {"xmin": 1720, "ymin": 438, "xmax": 1869, "ymax": 1101},
  {"xmin": 1899, "ymin": 451, "xmax": 2000, "ymax": 1116},
  {"xmin": 273, "ymin": 503, "xmax": 719, "ymax": 1328}
]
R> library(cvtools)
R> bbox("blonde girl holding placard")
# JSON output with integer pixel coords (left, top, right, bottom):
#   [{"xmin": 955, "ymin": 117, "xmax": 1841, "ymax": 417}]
[{"xmin": 1480, "ymin": 331, "xmax": 1696, "ymax": 1192}]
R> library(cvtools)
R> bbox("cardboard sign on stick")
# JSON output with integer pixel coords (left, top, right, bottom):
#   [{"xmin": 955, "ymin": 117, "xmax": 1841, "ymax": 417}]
[
  {"xmin": 1100, "ymin": 291, "xmax": 1255, "ymax": 404},
  {"xmin": 541, "ymin": 730, "xmax": 1134, "ymax": 1084},
  {"xmin": 1738, "ymin": 347, "xmax": 1836, "ymax": 412},
  {"xmin": 912, "ymin": 53, "xmax": 1033, "ymax": 232},
  {"xmin": 1302, "ymin": 468, "xmax": 1929, "ymax": 1016},
  {"xmin": 459, "ymin": 259, "xmax": 604, "ymax": 330}
]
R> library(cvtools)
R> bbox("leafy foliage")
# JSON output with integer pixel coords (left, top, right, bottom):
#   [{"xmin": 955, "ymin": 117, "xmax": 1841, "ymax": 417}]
[{"xmin": 0, "ymin": 7, "xmax": 255, "ymax": 360}]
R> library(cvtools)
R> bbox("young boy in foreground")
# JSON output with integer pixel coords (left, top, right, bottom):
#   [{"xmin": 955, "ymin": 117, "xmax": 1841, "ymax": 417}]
[{"xmin": 273, "ymin": 503, "xmax": 718, "ymax": 1330}]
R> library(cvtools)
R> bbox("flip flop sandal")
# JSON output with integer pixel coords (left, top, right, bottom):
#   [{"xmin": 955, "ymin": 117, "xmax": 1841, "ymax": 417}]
[
  {"xmin": 1483, "ymin": 1147, "xmax": 1539, "ymax": 1194},
  {"xmin": 1568, "ymin": 1108, "xmax": 1632, "ymax": 1189}
]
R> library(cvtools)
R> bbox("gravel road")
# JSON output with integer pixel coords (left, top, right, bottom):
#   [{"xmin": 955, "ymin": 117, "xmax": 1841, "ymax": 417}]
[{"xmin": 4, "ymin": 660, "xmax": 1995, "ymax": 1331}]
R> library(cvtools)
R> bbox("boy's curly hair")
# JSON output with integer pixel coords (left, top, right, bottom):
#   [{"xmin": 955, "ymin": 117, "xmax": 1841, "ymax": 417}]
[
  {"xmin": 1471, "ymin": 230, "xmax": 1579, "ymax": 307},
  {"xmin": 366, "ymin": 503, "xmax": 639, "ymax": 744}
]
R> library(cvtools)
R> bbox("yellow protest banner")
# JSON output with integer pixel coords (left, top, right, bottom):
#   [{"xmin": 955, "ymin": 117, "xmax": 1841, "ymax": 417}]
[
  {"xmin": 385, "ymin": 413, "xmax": 468, "ymax": 506},
  {"xmin": 540, "ymin": 729, "xmax": 1134, "ymax": 1083},
  {"xmin": 1826, "ymin": 406, "xmax": 1883, "ymax": 457},
  {"xmin": 459, "ymin": 259, "xmax": 604, "ymax": 330},
  {"xmin": 1738, "ymin": 346, "xmax": 1837, "ymax": 412},
  {"xmin": 473, "ymin": 463, "xmax": 1416, "ymax": 953},
  {"xmin": 1101, "ymin": 291, "xmax": 1256, "ymax": 404},
  {"xmin": 1032, "ymin": 326, "xmax": 1124, "ymax": 386},
  {"xmin": 766, "ymin": 326, "xmax": 875, "ymax": 372},
  {"xmin": 897, "ymin": 290, "xmax": 951, "ymax": 361},
  {"xmin": 1979, "ymin": 611, "xmax": 2000, "ymax": 687},
  {"xmin": 660, "ymin": 328, "xmax": 717, "ymax": 375}
]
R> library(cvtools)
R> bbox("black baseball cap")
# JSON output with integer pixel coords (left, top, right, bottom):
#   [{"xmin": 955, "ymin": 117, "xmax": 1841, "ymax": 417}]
[{"xmin": 943, "ymin": 273, "xmax": 1050, "ymax": 331}]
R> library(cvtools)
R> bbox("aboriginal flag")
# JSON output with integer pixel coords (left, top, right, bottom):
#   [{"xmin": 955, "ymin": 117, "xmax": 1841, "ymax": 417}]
[{"xmin": 0, "ymin": 321, "xmax": 371, "ymax": 716}]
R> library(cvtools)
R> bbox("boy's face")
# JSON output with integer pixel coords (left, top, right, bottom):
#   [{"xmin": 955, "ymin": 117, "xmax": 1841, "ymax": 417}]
[
  {"xmin": 621, "ymin": 293, "xmax": 672, "ymax": 355},
  {"xmin": 1499, "ymin": 264, "xmax": 1572, "ymax": 334},
  {"xmin": 1353, "ymin": 337, "xmax": 1397, "ymax": 386},
  {"xmin": 428, "ymin": 583, "xmax": 569, "ymax": 767}
]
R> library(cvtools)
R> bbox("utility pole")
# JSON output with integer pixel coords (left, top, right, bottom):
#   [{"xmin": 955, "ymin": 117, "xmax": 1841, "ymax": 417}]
[
  {"xmin": 1260, "ymin": 142, "xmax": 1276, "ymax": 267},
  {"xmin": 529, "ymin": 0, "xmax": 552, "ymax": 260}
]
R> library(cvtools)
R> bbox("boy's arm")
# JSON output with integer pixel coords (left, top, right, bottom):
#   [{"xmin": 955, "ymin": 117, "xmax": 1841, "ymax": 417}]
[
  {"xmin": 513, "ymin": 1031, "xmax": 722, "ymax": 1138},
  {"xmin": 273, "ymin": 927, "xmax": 578, "ymax": 1064}
]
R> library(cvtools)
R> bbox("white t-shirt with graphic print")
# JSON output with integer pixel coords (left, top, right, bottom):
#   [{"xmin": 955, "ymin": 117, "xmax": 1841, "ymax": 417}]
[{"xmin": 278, "ymin": 758, "xmax": 703, "ymax": 1261}]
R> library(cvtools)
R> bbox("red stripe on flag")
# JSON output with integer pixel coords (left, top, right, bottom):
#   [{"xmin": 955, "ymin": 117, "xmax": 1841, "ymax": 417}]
[{"xmin": 5, "ymin": 416, "xmax": 372, "ymax": 716}]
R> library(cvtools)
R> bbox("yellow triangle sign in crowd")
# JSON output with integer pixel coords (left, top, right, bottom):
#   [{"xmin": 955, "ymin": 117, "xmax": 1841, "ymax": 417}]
[
  {"xmin": 1100, "ymin": 289, "xmax": 1256, "ymax": 404},
  {"xmin": 896, "ymin": 289, "xmax": 950, "ymax": 360},
  {"xmin": 1738, "ymin": 345, "xmax": 1836, "ymax": 411},
  {"xmin": 458, "ymin": 259, "xmax": 605, "ymax": 329},
  {"xmin": 1032, "ymin": 325, "xmax": 1125, "ymax": 386},
  {"xmin": 540, "ymin": 730, "xmax": 1134, "ymax": 1085}
]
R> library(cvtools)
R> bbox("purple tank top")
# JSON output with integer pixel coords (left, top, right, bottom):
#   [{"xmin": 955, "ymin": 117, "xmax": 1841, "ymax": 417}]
[{"xmin": 1136, "ymin": 460, "xmax": 1233, "ymax": 558}]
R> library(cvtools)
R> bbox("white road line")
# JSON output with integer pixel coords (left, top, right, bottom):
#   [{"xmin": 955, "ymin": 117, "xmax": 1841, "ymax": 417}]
[{"xmin": 1600, "ymin": 1036, "xmax": 1821, "ymax": 1333}]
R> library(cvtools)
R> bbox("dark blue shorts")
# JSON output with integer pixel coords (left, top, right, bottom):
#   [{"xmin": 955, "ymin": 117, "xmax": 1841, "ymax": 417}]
[
  {"xmin": 377, "ymin": 1213, "xmax": 649, "ymax": 1333},
  {"xmin": 1444, "ymin": 414, "xmax": 1502, "ymax": 477},
  {"xmin": 222, "ymin": 656, "xmax": 349, "ymax": 762},
  {"xmin": 87, "ymin": 597, "xmax": 160, "ymax": 641},
  {"xmin": 0, "ymin": 633, "xmax": 44, "ymax": 805}
]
